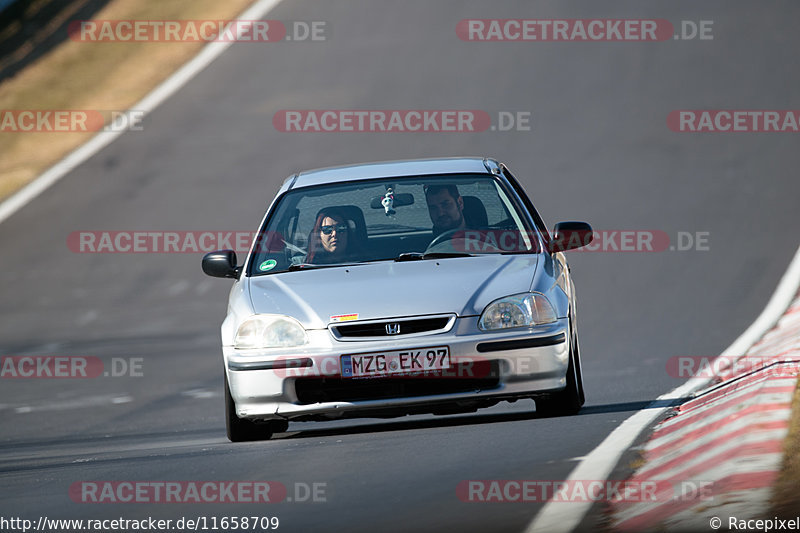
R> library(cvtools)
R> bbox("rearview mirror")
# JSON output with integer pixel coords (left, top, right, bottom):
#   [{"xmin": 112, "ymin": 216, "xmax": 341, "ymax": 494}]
[
  {"xmin": 549, "ymin": 222, "xmax": 593, "ymax": 252},
  {"xmin": 370, "ymin": 193, "xmax": 415, "ymax": 209},
  {"xmin": 202, "ymin": 250, "xmax": 240, "ymax": 278}
]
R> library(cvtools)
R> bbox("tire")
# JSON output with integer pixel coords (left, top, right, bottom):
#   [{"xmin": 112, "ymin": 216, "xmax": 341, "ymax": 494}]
[
  {"xmin": 535, "ymin": 319, "xmax": 585, "ymax": 417},
  {"xmin": 224, "ymin": 371, "xmax": 286, "ymax": 442}
]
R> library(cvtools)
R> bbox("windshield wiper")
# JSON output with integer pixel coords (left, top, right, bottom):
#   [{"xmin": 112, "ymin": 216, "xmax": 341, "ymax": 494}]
[
  {"xmin": 422, "ymin": 252, "xmax": 474, "ymax": 259},
  {"xmin": 286, "ymin": 262, "xmax": 362, "ymax": 271},
  {"xmin": 394, "ymin": 252, "xmax": 424, "ymax": 261},
  {"xmin": 286, "ymin": 263, "xmax": 320, "ymax": 271},
  {"xmin": 394, "ymin": 252, "xmax": 474, "ymax": 262}
]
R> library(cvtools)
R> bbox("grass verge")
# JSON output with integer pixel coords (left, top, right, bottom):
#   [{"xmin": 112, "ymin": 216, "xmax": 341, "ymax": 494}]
[{"xmin": 0, "ymin": 0, "xmax": 255, "ymax": 201}]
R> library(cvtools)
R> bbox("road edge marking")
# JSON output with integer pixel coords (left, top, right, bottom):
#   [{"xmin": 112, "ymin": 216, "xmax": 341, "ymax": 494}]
[
  {"xmin": 0, "ymin": 0, "xmax": 284, "ymax": 226},
  {"xmin": 526, "ymin": 243, "xmax": 800, "ymax": 533}
]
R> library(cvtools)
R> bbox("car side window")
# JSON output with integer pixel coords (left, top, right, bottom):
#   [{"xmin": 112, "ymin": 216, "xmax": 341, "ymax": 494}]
[{"xmin": 502, "ymin": 167, "xmax": 550, "ymax": 239}]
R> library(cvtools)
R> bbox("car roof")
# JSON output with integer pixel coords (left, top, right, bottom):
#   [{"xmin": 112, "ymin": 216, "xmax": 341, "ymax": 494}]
[{"xmin": 285, "ymin": 157, "xmax": 501, "ymax": 190}]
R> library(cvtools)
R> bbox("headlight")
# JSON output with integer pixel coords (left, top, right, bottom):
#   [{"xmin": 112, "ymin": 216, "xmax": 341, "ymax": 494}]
[
  {"xmin": 234, "ymin": 315, "xmax": 308, "ymax": 349},
  {"xmin": 478, "ymin": 293, "xmax": 557, "ymax": 330}
]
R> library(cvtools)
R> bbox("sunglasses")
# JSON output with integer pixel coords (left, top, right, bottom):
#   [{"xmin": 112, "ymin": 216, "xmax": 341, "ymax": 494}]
[{"xmin": 320, "ymin": 223, "xmax": 349, "ymax": 235}]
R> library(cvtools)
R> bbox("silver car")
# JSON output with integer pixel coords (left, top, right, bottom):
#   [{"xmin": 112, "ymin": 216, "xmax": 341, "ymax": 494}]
[{"xmin": 202, "ymin": 157, "xmax": 593, "ymax": 441}]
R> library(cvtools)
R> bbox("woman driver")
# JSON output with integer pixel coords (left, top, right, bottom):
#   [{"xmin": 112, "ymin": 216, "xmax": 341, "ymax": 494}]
[{"xmin": 305, "ymin": 208, "xmax": 354, "ymax": 264}]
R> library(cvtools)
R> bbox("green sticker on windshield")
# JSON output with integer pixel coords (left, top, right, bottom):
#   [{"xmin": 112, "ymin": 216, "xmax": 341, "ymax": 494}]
[{"xmin": 259, "ymin": 259, "xmax": 277, "ymax": 271}]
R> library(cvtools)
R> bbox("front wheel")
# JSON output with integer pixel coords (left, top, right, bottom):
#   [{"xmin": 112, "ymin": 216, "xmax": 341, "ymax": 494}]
[
  {"xmin": 224, "ymin": 371, "xmax": 287, "ymax": 442},
  {"xmin": 535, "ymin": 321, "xmax": 585, "ymax": 417}
]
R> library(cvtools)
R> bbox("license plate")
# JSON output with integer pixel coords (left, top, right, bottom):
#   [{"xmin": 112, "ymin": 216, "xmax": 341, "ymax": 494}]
[{"xmin": 341, "ymin": 346, "xmax": 450, "ymax": 378}]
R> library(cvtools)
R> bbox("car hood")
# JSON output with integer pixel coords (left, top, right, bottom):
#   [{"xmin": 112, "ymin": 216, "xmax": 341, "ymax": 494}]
[{"xmin": 247, "ymin": 255, "xmax": 539, "ymax": 329}]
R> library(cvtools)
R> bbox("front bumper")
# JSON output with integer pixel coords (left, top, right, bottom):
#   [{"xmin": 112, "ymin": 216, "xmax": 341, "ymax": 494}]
[{"xmin": 224, "ymin": 317, "xmax": 570, "ymax": 421}]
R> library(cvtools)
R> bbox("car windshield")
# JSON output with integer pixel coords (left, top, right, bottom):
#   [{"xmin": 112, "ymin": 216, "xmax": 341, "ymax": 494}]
[{"xmin": 248, "ymin": 173, "xmax": 541, "ymax": 275}]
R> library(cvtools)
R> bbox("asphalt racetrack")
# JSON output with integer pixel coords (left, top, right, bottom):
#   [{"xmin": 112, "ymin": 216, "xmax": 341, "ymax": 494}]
[{"xmin": 1, "ymin": 1, "xmax": 800, "ymax": 532}]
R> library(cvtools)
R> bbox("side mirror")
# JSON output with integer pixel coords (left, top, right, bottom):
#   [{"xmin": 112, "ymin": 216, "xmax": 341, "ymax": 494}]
[
  {"xmin": 549, "ymin": 222, "xmax": 593, "ymax": 252},
  {"xmin": 202, "ymin": 250, "xmax": 240, "ymax": 278}
]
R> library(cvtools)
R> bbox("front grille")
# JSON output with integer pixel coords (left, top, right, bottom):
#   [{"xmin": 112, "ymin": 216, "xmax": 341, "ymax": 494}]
[
  {"xmin": 293, "ymin": 361, "xmax": 499, "ymax": 404},
  {"xmin": 331, "ymin": 316, "xmax": 452, "ymax": 339}
]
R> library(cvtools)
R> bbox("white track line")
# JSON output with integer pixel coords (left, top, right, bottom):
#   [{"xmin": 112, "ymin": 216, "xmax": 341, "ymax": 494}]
[
  {"xmin": 526, "ymin": 243, "xmax": 800, "ymax": 533},
  {"xmin": 0, "ymin": 0, "xmax": 284, "ymax": 226}
]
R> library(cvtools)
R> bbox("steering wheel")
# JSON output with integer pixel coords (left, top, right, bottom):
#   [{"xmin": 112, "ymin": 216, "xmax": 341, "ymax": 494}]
[
  {"xmin": 424, "ymin": 228, "xmax": 502, "ymax": 254},
  {"xmin": 425, "ymin": 229, "xmax": 462, "ymax": 252}
]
